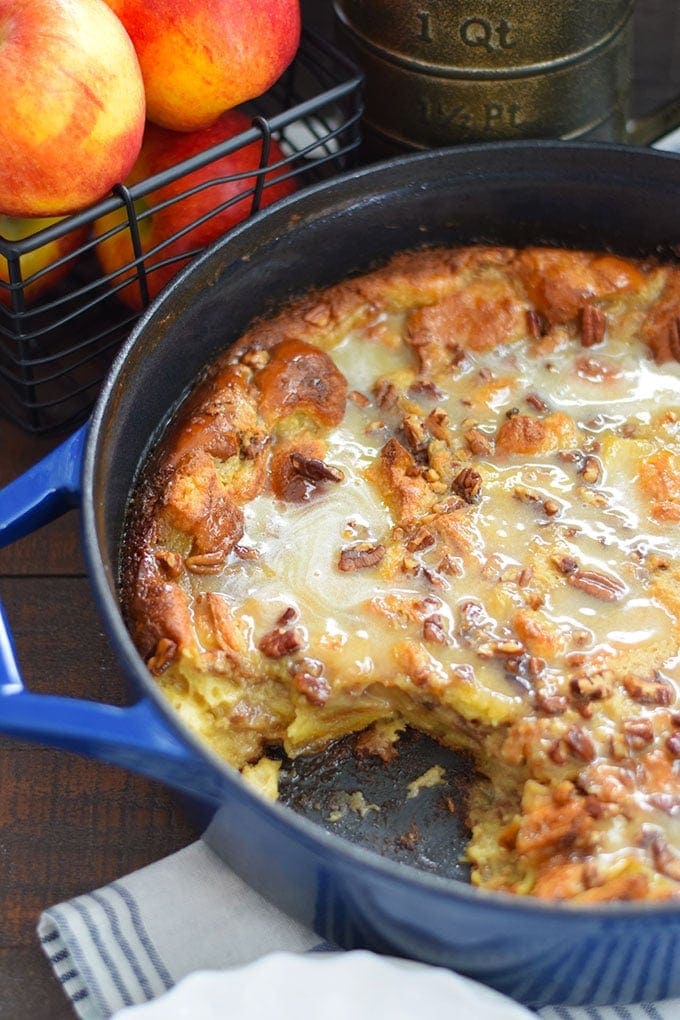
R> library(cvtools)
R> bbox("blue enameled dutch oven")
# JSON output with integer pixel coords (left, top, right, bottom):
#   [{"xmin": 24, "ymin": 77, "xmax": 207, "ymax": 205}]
[{"xmin": 1, "ymin": 142, "xmax": 680, "ymax": 1008}]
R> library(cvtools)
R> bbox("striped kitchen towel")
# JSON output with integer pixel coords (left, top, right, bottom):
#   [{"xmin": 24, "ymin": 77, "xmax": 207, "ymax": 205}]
[{"xmin": 38, "ymin": 839, "xmax": 680, "ymax": 1020}]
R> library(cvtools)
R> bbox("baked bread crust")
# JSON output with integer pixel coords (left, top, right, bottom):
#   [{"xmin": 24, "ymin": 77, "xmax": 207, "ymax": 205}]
[{"xmin": 122, "ymin": 245, "xmax": 680, "ymax": 901}]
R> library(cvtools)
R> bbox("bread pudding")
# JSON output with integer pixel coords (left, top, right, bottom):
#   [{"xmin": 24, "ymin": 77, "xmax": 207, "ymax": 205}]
[{"xmin": 122, "ymin": 244, "xmax": 680, "ymax": 902}]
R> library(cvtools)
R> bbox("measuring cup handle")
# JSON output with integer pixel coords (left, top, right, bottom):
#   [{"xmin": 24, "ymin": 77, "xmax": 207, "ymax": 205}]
[{"xmin": 628, "ymin": 96, "xmax": 680, "ymax": 146}]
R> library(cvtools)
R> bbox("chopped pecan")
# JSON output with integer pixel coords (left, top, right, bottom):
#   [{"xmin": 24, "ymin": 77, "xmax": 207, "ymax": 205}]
[
  {"xmin": 338, "ymin": 543, "xmax": 386, "ymax": 572},
  {"xmin": 147, "ymin": 638, "xmax": 178, "ymax": 675},
  {"xmin": 154, "ymin": 549, "xmax": 183, "ymax": 580},
  {"xmin": 408, "ymin": 380, "xmax": 445, "ymax": 401},
  {"xmin": 648, "ymin": 793, "xmax": 680, "ymax": 816},
  {"xmin": 570, "ymin": 671, "xmax": 614, "ymax": 701},
  {"xmin": 289, "ymin": 452, "xmax": 345, "ymax": 485},
  {"xmin": 294, "ymin": 669, "xmax": 331, "ymax": 706},
  {"xmin": 185, "ymin": 551, "xmax": 224, "ymax": 574},
  {"xmin": 517, "ymin": 566, "xmax": 534, "ymax": 587},
  {"xmin": 402, "ymin": 414, "xmax": 426, "ymax": 450},
  {"xmin": 527, "ymin": 655, "xmax": 546, "ymax": 677},
  {"xmin": 373, "ymin": 378, "xmax": 399, "ymax": 409},
  {"xmin": 622, "ymin": 717, "xmax": 654, "ymax": 750},
  {"xmin": 565, "ymin": 725, "xmax": 597, "ymax": 761},
  {"xmin": 258, "ymin": 627, "xmax": 302, "ymax": 659},
  {"xmin": 277, "ymin": 606, "xmax": 297, "ymax": 626},
  {"xmin": 478, "ymin": 639, "xmax": 525, "ymax": 659},
  {"xmin": 421, "ymin": 566, "xmax": 449, "ymax": 590},
  {"xmin": 401, "ymin": 555, "xmax": 419, "ymax": 575},
  {"xmin": 554, "ymin": 555, "xmax": 579, "ymax": 575},
  {"xmin": 234, "ymin": 544, "xmax": 258, "ymax": 560},
  {"xmin": 536, "ymin": 691, "xmax": 568, "ymax": 716},
  {"xmin": 667, "ymin": 732, "xmax": 680, "ymax": 757},
  {"xmin": 424, "ymin": 407, "xmax": 452, "ymax": 442},
  {"xmin": 502, "ymin": 656, "xmax": 534, "ymax": 694},
  {"xmin": 526, "ymin": 308, "xmax": 548, "ymax": 339},
  {"xmin": 348, "ymin": 389, "xmax": 370, "ymax": 408},
  {"xmin": 457, "ymin": 600, "xmax": 492, "ymax": 645},
  {"xmin": 566, "ymin": 568, "xmax": 626, "ymax": 602},
  {"xmin": 438, "ymin": 553, "xmax": 463, "ymax": 577},
  {"xmin": 622, "ymin": 672, "xmax": 674, "ymax": 706},
  {"xmin": 423, "ymin": 613, "xmax": 449, "ymax": 645},
  {"xmin": 543, "ymin": 499, "xmax": 560, "ymax": 517},
  {"xmin": 579, "ymin": 455, "xmax": 601, "ymax": 484},
  {"xmin": 465, "ymin": 426, "xmax": 494, "ymax": 456},
  {"xmin": 452, "ymin": 466, "xmax": 482, "ymax": 504},
  {"xmin": 406, "ymin": 526, "xmax": 435, "ymax": 552},
  {"xmin": 580, "ymin": 305, "xmax": 607, "ymax": 347},
  {"xmin": 548, "ymin": 739, "xmax": 569, "ymax": 765},
  {"xmin": 513, "ymin": 484, "xmax": 542, "ymax": 505},
  {"xmin": 526, "ymin": 392, "xmax": 549, "ymax": 413}
]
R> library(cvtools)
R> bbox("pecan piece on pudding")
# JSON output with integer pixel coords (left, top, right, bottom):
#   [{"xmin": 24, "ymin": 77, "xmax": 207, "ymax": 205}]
[
  {"xmin": 565, "ymin": 725, "xmax": 597, "ymax": 761},
  {"xmin": 423, "ymin": 613, "xmax": 449, "ymax": 645},
  {"xmin": 259, "ymin": 627, "xmax": 303, "ymax": 659},
  {"xmin": 566, "ymin": 568, "xmax": 626, "ymax": 602},
  {"xmin": 622, "ymin": 717, "xmax": 654, "ymax": 750},
  {"xmin": 452, "ymin": 466, "xmax": 482, "ymax": 504},
  {"xmin": 580, "ymin": 305, "xmax": 607, "ymax": 347},
  {"xmin": 338, "ymin": 543, "xmax": 386, "ymax": 572},
  {"xmin": 147, "ymin": 637, "xmax": 178, "ymax": 676},
  {"xmin": 293, "ymin": 660, "xmax": 331, "ymax": 706},
  {"xmin": 289, "ymin": 452, "xmax": 345, "ymax": 485},
  {"xmin": 622, "ymin": 672, "xmax": 674, "ymax": 706}
]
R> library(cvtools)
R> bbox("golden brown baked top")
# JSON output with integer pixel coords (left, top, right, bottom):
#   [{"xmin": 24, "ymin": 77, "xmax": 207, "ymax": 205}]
[{"xmin": 123, "ymin": 244, "xmax": 680, "ymax": 902}]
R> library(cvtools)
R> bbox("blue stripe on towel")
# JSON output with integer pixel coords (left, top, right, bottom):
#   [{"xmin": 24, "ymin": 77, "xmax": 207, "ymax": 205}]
[
  {"xmin": 72, "ymin": 899, "xmax": 134, "ymax": 1008},
  {"xmin": 91, "ymin": 890, "xmax": 155, "ymax": 1002},
  {"xmin": 40, "ymin": 929, "xmax": 59, "ymax": 944},
  {"xmin": 50, "ymin": 906, "xmax": 109, "ymax": 1017},
  {"xmin": 111, "ymin": 882, "xmax": 174, "ymax": 991}
]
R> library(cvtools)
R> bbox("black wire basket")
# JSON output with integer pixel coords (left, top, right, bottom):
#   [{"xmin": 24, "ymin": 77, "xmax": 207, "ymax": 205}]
[{"xmin": 0, "ymin": 30, "xmax": 363, "ymax": 435}]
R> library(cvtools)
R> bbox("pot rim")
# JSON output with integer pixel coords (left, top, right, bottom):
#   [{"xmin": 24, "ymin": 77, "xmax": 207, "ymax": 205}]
[{"xmin": 83, "ymin": 139, "xmax": 680, "ymax": 924}]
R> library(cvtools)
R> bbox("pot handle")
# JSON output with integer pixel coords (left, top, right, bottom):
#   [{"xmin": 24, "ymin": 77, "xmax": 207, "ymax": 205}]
[
  {"xmin": 0, "ymin": 429, "xmax": 222, "ymax": 802},
  {"xmin": 0, "ymin": 423, "xmax": 86, "ymax": 545}
]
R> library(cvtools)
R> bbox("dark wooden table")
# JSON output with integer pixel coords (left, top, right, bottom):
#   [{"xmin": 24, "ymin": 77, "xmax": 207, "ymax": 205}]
[{"xmin": 1, "ymin": 3, "xmax": 680, "ymax": 1017}]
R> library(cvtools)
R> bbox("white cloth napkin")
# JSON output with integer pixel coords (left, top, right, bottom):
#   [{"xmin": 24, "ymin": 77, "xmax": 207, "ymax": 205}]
[{"xmin": 38, "ymin": 839, "xmax": 680, "ymax": 1020}]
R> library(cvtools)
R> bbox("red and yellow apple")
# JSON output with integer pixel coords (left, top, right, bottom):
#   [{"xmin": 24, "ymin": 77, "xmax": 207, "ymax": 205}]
[
  {"xmin": 94, "ymin": 111, "xmax": 296, "ymax": 310},
  {"xmin": 0, "ymin": 216, "xmax": 89, "ymax": 308},
  {"xmin": 0, "ymin": 0, "xmax": 146, "ymax": 217},
  {"xmin": 103, "ymin": 0, "xmax": 301, "ymax": 132}
]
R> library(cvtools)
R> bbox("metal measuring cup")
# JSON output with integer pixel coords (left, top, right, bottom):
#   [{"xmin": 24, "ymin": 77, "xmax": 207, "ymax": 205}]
[{"xmin": 334, "ymin": 0, "xmax": 680, "ymax": 152}]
